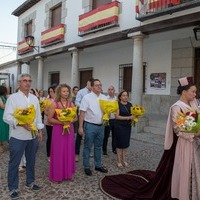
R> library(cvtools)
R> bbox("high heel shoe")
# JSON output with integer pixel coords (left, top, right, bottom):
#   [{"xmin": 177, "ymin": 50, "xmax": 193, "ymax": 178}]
[
  {"xmin": 117, "ymin": 162, "xmax": 123, "ymax": 169},
  {"xmin": 122, "ymin": 161, "xmax": 129, "ymax": 167}
]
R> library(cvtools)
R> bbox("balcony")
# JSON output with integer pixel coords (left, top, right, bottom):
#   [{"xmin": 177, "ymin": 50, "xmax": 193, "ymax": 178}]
[
  {"xmin": 136, "ymin": 0, "xmax": 200, "ymax": 21},
  {"xmin": 41, "ymin": 24, "xmax": 65, "ymax": 47},
  {"xmin": 78, "ymin": 1, "xmax": 119, "ymax": 36},
  {"xmin": 18, "ymin": 40, "xmax": 34, "ymax": 55}
]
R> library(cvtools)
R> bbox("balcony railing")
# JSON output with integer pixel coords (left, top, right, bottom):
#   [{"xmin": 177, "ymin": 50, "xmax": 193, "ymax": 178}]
[
  {"xmin": 78, "ymin": 1, "xmax": 119, "ymax": 36},
  {"xmin": 18, "ymin": 40, "xmax": 34, "ymax": 55},
  {"xmin": 136, "ymin": 0, "xmax": 200, "ymax": 21},
  {"xmin": 41, "ymin": 24, "xmax": 65, "ymax": 47}
]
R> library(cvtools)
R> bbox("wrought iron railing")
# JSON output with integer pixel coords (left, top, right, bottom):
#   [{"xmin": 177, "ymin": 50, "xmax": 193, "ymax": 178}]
[
  {"xmin": 78, "ymin": 1, "xmax": 119, "ymax": 36},
  {"xmin": 136, "ymin": 0, "xmax": 200, "ymax": 20}
]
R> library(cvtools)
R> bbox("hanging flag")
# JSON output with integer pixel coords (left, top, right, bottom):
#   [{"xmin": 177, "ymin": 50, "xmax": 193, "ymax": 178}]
[{"xmin": 136, "ymin": 0, "xmax": 148, "ymax": 15}]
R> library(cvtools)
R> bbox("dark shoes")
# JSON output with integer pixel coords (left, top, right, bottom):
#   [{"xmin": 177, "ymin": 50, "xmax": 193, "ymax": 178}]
[
  {"xmin": 25, "ymin": 183, "xmax": 42, "ymax": 191},
  {"xmin": 103, "ymin": 151, "xmax": 108, "ymax": 155},
  {"xmin": 84, "ymin": 168, "xmax": 92, "ymax": 176},
  {"xmin": 85, "ymin": 167, "xmax": 108, "ymax": 175},
  {"xmin": 10, "ymin": 190, "xmax": 20, "ymax": 199},
  {"xmin": 95, "ymin": 167, "xmax": 108, "ymax": 173},
  {"xmin": 10, "ymin": 183, "xmax": 41, "ymax": 199}
]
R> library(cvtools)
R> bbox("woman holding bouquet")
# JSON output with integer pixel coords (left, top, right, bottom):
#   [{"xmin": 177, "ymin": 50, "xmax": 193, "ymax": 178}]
[
  {"xmin": 48, "ymin": 84, "xmax": 77, "ymax": 182},
  {"xmin": 44, "ymin": 86, "xmax": 56, "ymax": 162},
  {"xmin": 100, "ymin": 77, "xmax": 200, "ymax": 200},
  {"xmin": 115, "ymin": 90, "xmax": 135, "ymax": 168},
  {"xmin": 0, "ymin": 85, "xmax": 9, "ymax": 153}
]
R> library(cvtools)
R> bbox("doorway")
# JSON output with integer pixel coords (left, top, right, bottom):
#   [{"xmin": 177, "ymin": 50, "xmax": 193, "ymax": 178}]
[{"xmin": 194, "ymin": 48, "xmax": 200, "ymax": 99}]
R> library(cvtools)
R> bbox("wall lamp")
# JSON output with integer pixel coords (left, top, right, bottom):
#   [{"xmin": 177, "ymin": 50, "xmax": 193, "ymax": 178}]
[
  {"xmin": 193, "ymin": 26, "xmax": 200, "ymax": 41},
  {"xmin": 25, "ymin": 35, "xmax": 40, "ymax": 52}
]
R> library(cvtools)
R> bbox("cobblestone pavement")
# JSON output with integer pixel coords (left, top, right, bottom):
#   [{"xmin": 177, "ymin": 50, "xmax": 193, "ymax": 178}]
[{"xmin": 0, "ymin": 132, "xmax": 164, "ymax": 200}]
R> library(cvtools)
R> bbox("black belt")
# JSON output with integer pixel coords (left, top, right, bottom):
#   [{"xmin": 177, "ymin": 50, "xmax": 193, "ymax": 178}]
[{"xmin": 85, "ymin": 121, "xmax": 103, "ymax": 126}]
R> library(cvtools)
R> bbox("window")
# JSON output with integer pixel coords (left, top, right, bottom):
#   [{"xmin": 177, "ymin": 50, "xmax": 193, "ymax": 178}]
[
  {"xmin": 119, "ymin": 64, "xmax": 132, "ymax": 92},
  {"xmin": 79, "ymin": 70, "xmax": 93, "ymax": 89},
  {"xmin": 51, "ymin": 4, "xmax": 61, "ymax": 27},
  {"xmin": 119, "ymin": 63, "xmax": 146, "ymax": 93},
  {"xmin": 25, "ymin": 20, "xmax": 32, "ymax": 37},
  {"xmin": 123, "ymin": 66, "xmax": 132, "ymax": 92},
  {"xmin": 49, "ymin": 72, "xmax": 60, "ymax": 86},
  {"xmin": 92, "ymin": 0, "xmax": 112, "ymax": 9}
]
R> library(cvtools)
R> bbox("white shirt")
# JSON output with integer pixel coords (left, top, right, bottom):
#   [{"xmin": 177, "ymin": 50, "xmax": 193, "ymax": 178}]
[
  {"xmin": 106, "ymin": 95, "xmax": 117, "ymax": 119},
  {"xmin": 75, "ymin": 87, "xmax": 90, "ymax": 107},
  {"xmin": 80, "ymin": 92, "xmax": 107, "ymax": 124},
  {"xmin": 3, "ymin": 90, "xmax": 44, "ymax": 140}
]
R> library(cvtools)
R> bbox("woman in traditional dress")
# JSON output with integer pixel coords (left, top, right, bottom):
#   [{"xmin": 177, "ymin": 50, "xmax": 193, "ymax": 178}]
[
  {"xmin": 0, "ymin": 85, "xmax": 9, "ymax": 153},
  {"xmin": 48, "ymin": 84, "xmax": 77, "ymax": 182},
  {"xmin": 114, "ymin": 90, "xmax": 134, "ymax": 168},
  {"xmin": 100, "ymin": 77, "xmax": 200, "ymax": 200}
]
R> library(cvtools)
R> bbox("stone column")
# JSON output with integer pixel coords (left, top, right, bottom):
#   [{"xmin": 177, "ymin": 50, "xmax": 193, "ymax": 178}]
[
  {"xmin": 128, "ymin": 32, "xmax": 144, "ymax": 105},
  {"xmin": 36, "ymin": 56, "xmax": 44, "ymax": 90},
  {"xmin": 69, "ymin": 47, "xmax": 79, "ymax": 87},
  {"xmin": 17, "ymin": 61, "xmax": 22, "ymax": 77}
]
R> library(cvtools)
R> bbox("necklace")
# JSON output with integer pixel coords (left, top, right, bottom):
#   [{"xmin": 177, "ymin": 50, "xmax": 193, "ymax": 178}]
[{"xmin": 60, "ymin": 100, "xmax": 68, "ymax": 108}]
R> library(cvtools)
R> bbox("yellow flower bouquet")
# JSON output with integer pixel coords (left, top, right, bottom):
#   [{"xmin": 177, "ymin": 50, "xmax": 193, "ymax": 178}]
[
  {"xmin": 130, "ymin": 105, "xmax": 145, "ymax": 126},
  {"xmin": 14, "ymin": 104, "xmax": 38, "ymax": 138},
  {"xmin": 39, "ymin": 99, "xmax": 52, "ymax": 112},
  {"xmin": 55, "ymin": 106, "xmax": 77, "ymax": 134},
  {"xmin": 99, "ymin": 99, "xmax": 119, "ymax": 126}
]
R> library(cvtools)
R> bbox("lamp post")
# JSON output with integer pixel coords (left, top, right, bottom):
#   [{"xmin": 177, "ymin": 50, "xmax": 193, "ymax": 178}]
[
  {"xmin": 193, "ymin": 26, "xmax": 200, "ymax": 41},
  {"xmin": 25, "ymin": 35, "xmax": 40, "ymax": 52}
]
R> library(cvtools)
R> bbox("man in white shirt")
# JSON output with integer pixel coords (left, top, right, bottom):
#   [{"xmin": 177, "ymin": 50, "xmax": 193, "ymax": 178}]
[
  {"xmin": 78, "ymin": 79, "xmax": 108, "ymax": 176},
  {"xmin": 102, "ymin": 85, "xmax": 117, "ymax": 155},
  {"xmin": 3, "ymin": 74, "xmax": 44, "ymax": 199},
  {"xmin": 75, "ymin": 79, "xmax": 93, "ymax": 162}
]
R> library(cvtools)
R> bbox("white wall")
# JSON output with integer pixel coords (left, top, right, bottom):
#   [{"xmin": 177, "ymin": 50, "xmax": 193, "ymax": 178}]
[
  {"xmin": 143, "ymin": 40, "xmax": 172, "ymax": 95},
  {"xmin": 80, "ymin": 39, "xmax": 133, "ymax": 93},
  {"xmin": 43, "ymin": 53, "xmax": 72, "ymax": 90}
]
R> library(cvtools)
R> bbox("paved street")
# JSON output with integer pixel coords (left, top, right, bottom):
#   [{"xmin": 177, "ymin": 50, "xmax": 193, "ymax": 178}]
[{"xmin": 0, "ymin": 131, "xmax": 164, "ymax": 200}]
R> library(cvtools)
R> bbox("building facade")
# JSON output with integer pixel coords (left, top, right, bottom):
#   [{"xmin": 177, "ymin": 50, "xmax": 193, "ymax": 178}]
[{"xmin": 11, "ymin": 0, "xmax": 200, "ymax": 130}]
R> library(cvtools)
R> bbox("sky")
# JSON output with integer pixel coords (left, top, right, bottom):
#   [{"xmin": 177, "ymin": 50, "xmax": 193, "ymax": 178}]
[{"xmin": 0, "ymin": 0, "xmax": 26, "ymax": 45}]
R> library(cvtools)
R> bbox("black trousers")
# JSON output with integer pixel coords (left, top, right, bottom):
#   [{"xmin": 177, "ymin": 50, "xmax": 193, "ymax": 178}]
[
  {"xmin": 75, "ymin": 133, "xmax": 82, "ymax": 155},
  {"xmin": 46, "ymin": 125, "xmax": 53, "ymax": 157},
  {"xmin": 102, "ymin": 119, "xmax": 116, "ymax": 153}
]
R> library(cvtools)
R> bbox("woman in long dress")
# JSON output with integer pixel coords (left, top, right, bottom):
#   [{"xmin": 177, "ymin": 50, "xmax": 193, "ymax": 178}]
[
  {"xmin": 48, "ymin": 84, "xmax": 77, "ymax": 182},
  {"xmin": 0, "ymin": 85, "xmax": 9, "ymax": 153},
  {"xmin": 100, "ymin": 76, "xmax": 200, "ymax": 200},
  {"xmin": 114, "ymin": 90, "xmax": 134, "ymax": 168}
]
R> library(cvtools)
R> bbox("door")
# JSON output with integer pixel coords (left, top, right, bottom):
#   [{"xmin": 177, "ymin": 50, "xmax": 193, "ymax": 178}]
[
  {"xmin": 79, "ymin": 70, "xmax": 93, "ymax": 89},
  {"xmin": 194, "ymin": 48, "xmax": 200, "ymax": 99}
]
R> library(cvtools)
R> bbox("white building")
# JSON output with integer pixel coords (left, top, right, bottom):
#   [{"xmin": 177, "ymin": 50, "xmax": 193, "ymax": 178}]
[
  {"xmin": 0, "ymin": 43, "xmax": 17, "ymax": 93},
  {"xmin": 12, "ymin": 0, "xmax": 200, "ymax": 131}
]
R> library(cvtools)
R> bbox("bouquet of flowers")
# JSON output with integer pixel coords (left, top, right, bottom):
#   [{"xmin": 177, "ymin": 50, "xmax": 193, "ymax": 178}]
[
  {"xmin": 99, "ymin": 99, "xmax": 119, "ymax": 126},
  {"xmin": 130, "ymin": 105, "xmax": 145, "ymax": 126},
  {"xmin": 14, "ymin": 104, "xmax": 38, "ymax": 138},
  {"xmin": 55, "ymin": 106, "xmax": 77, "ymax": 134},
  {"xmin": 175, "ymin": 111, "xmax": 200, "ymax": 133},
  {"xmin": 39, "ymin": 99, "xmax": 52, "ymax": 112}
]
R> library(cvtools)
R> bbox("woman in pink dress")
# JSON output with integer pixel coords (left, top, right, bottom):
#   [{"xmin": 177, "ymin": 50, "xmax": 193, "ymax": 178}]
[
  {"xmin": 48, "ymin": 84, "xmax": 77, "ymax": 182},
  {"xmin": 166, "ymin": 77, "xmax": 200, "ymax": 200}
]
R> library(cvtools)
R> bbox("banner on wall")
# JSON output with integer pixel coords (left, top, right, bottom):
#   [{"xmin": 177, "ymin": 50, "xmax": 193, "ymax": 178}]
[{"xmin": 150, "ymin": 73, "xmax": 166, "ymax": 89}]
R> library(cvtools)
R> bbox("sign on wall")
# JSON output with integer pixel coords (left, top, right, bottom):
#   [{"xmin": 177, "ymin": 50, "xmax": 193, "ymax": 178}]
[{"xmin": 150, "ymin": 73, "xmax": 166, "ymax": 89}]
